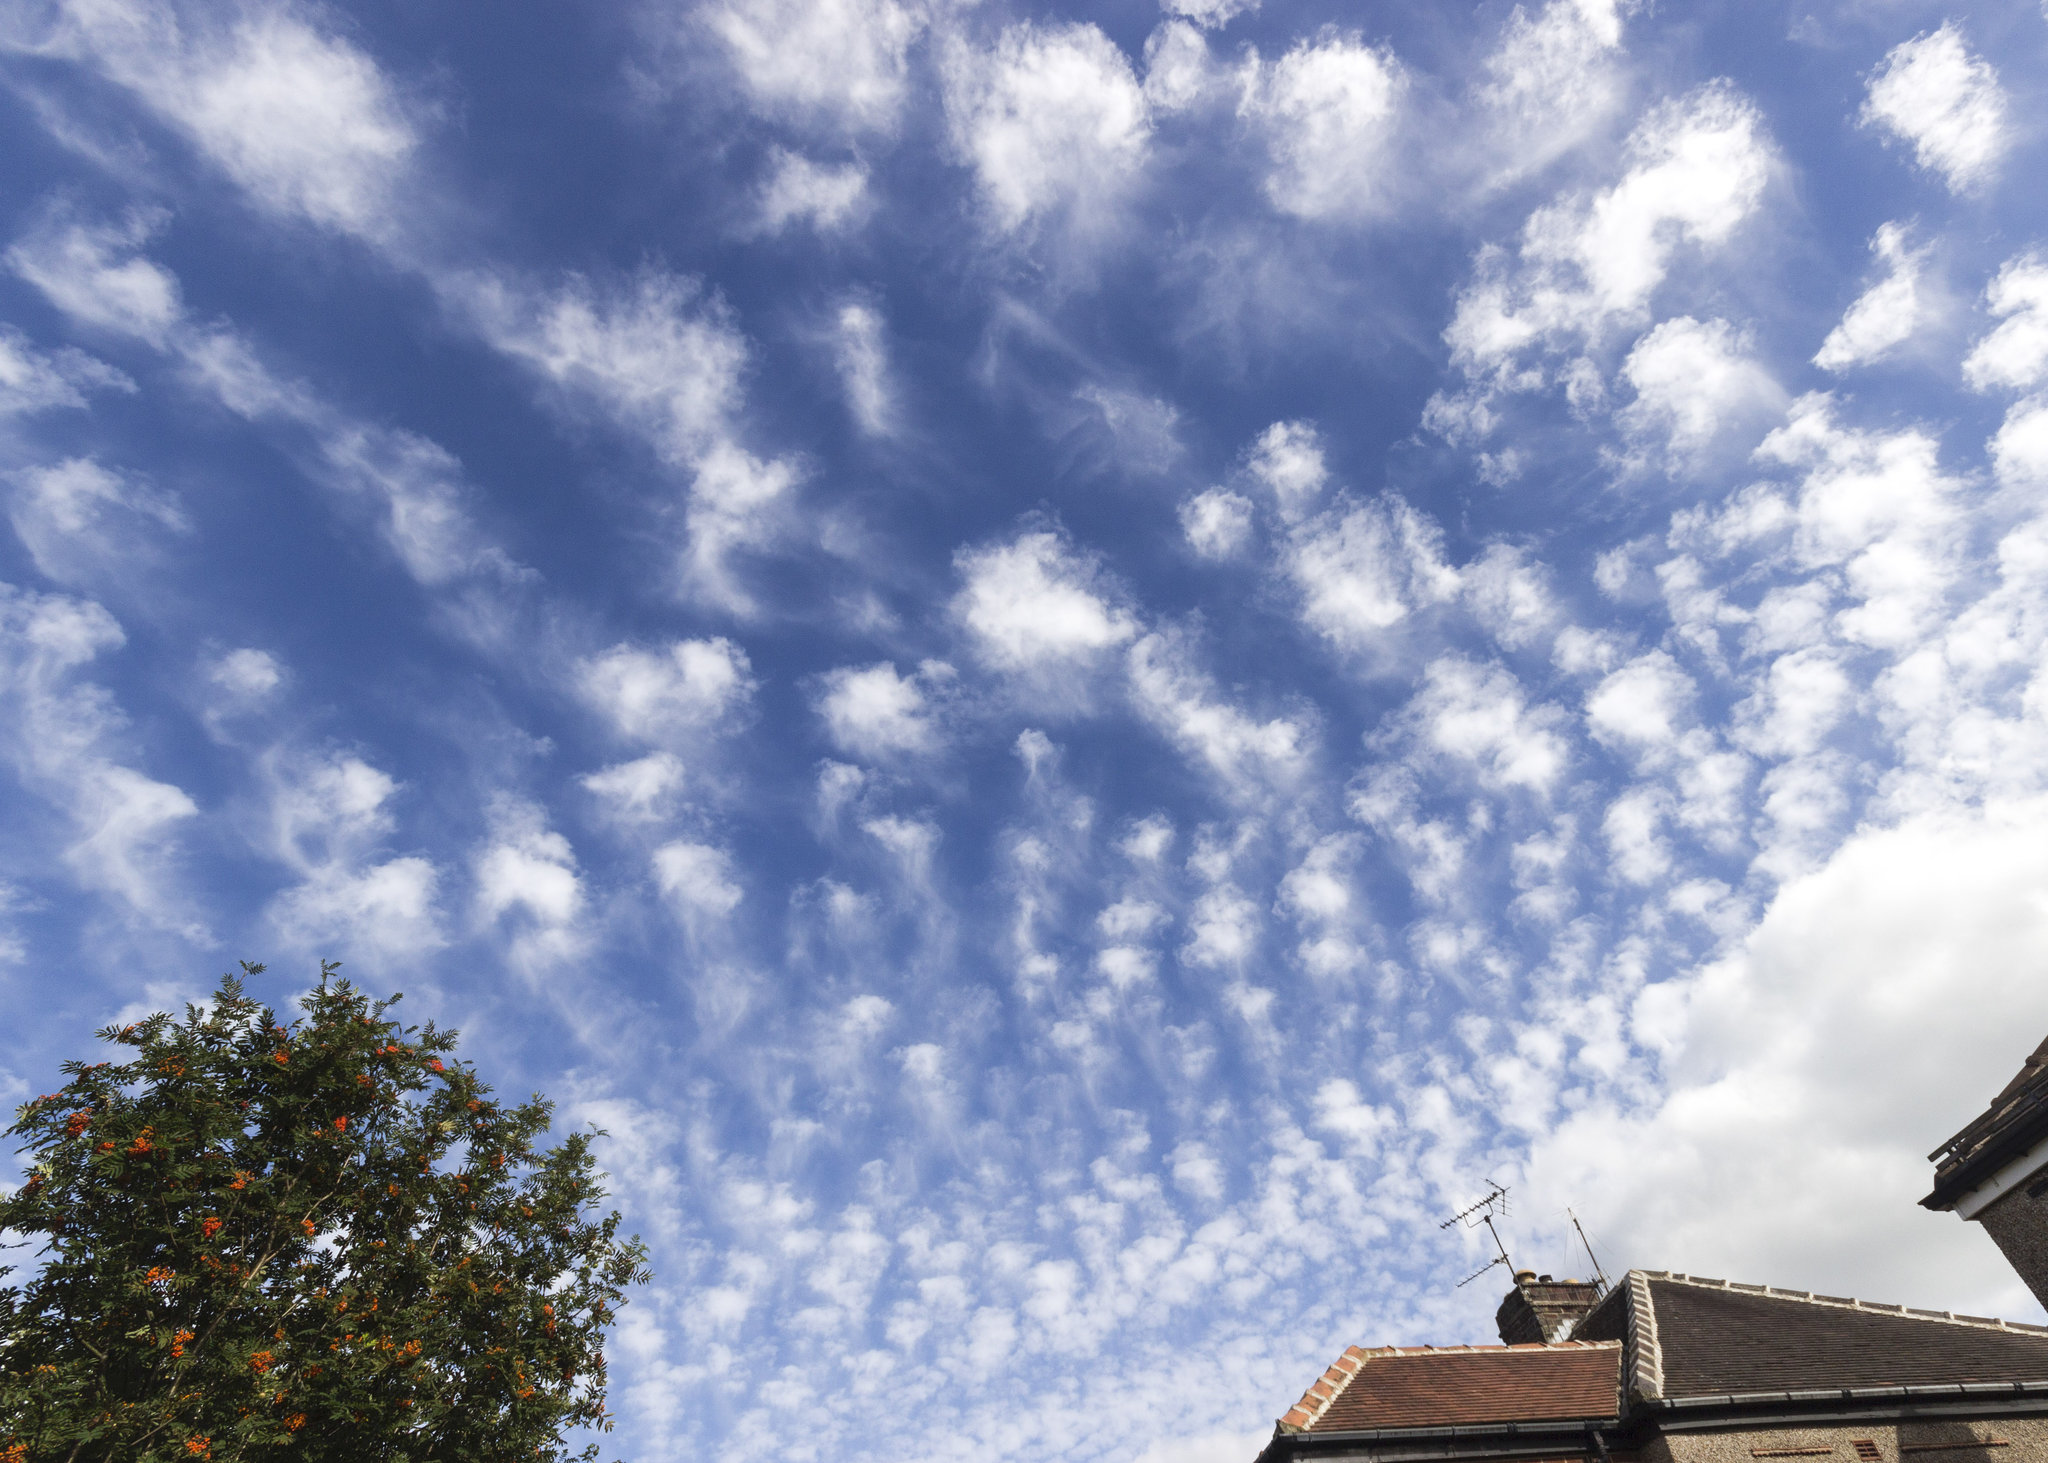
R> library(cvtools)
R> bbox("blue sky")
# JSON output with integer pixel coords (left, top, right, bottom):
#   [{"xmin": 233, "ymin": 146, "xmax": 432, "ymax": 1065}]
[{"xmin": 4, "ymin": 0, "xmax": 2048, "ymax": 1458}]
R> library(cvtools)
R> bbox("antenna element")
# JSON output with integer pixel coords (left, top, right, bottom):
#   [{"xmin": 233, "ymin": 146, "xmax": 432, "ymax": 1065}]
[
  {"xmin": 1568, "ymin": 1207, "xmax": 1609, "ymax": 1295},
  {"xmin": 1440, "ymin": 1183, "xmax": 1514, "ymax": 1289}
]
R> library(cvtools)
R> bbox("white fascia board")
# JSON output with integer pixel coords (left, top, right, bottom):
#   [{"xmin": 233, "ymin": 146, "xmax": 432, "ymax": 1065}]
[{"xmin": 1954, "ymin": 1131, "xmax": 2048, "ymax": 1220}]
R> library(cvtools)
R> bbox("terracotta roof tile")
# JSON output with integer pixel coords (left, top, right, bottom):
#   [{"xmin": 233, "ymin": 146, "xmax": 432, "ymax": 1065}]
[{"xmin": 1279, "ymin": 1342, "xmax": 1621, "ymax": 1433}]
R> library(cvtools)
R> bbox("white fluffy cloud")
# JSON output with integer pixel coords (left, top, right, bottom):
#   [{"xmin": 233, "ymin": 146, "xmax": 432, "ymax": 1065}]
[
  {"xmin": 1446, "ymin": 83, "xmax": 1771, "ymax": 381},
  {"xmin": 1755, "ymin": 394, "xmax": 1961, "ymax": 651},
  {"xmin": 466, "ymin": 269, "xmax": 796, "ymax": 607},
  {"xmin": 834, "ymin": 301, "xmax": 894, "ymax": 436},
  {"xmin": 1245, "ymin": 420, "xmax": 1327, "ymax": 518},
  {"xmin": 209, "ymin": 648, "xmax": 284, "ymax": 700},
  {"xmin": 1963, "ymin": 254, "xmax": 2048, "ymax": 394},
  {"xmin": 1586, "ymin": 650, "xmax": 1694, "ymax": 753},
  {"xmin": 1180, "ymin": 884, "xmax": 1260, "ymax": 967},
  {"xmin": 265, "ymin": 753, "xmax": 399, "ymax": 865},
  {"xmin": 942, "ymin": 22, "xmax": 1150, "ymax": 235},
  {"xmin": 273, "ymin": 856, "xmax": 440, "ymax": 959},
  {"xmin": 1861, "ymin": 23, "xmax": 2007, "ymax": 194},
  {"xmin": 1814, "ymin": 223, "xmax": 1926, "ymax": 372},
  {"xmin": 265, "ymin": 752, "xmax": 443, "ymax": 960},
  {"xmin": 1403, "ymin": 657, "xmax": 1570, "ymax": 793},
  {"xmin": 654, "ymin": 840, "xmax": 744, "ymax": 918},
  {"xmin": 1616, "ymin": 316, "xmax": 1782, "ymax": 466},
  {"xmin": 7, "ymin": 457, "xmax": 188, "ymax": 585},
  {"xmin": 954, "ymin": 531, "xmax": 1136, "ymax": 672},
  {"xmin": 1732, "ymin": 648, "xmax": 1850, "ymax": 760},
  {"xmin": 1239, "ymin": 32, "xmax": 1402, "ymax": 219},
  {"xmin": 1531, "ymin": 798, "xmax": 2048, "ymax": 1317},
  {"xmin": 34, "ymin": 0, "xmax": 416, "ymax": 238},
  {"xmin": 1179, "ymin": 488, "xmax": 1254, "ymax": 559},
  {"xmin": 1279, "ymin": 837, "xmax": 1368, "ymax": 976},
  {"xmin": 0, "ymin": 328, "xmax": 129, "ymax": 418},
  {"xmin": 0, "ymin": 584, "xmax": 200, "ymax": 933},
  {"xmin": 1285, "ymin": 497, "xmax": 1460, "ymax": 650},
  {"xmin": 1141, "ymin": 20, "xmax": 1213, "ymax": 113},
  {"xmin": 1461, "ymin": 542, "xmax": 1557, "ymax": 650},
  {"xmin": 754, "ymin": 149, "xmax": 871, "ymax": 235},
  {"xmin": 578, "ymin": 637, "xmax": 754, "ymax": 743},
  {"xmin": 472, "ymin": 271, "xmax": 748, "ymax": 468},
  {"xmin": 703, "ymin": 0, "xmax": 922, "ymax": 133},
  {"xmin": 7, "ymin": 210, "xmax": 184, "ymax": 346},
  {"xmin": 310, "ymin": 427, "xmax": 504, "ymax": 588},
  {"xmin": 581, "ymin": 752, "xmax": 686, "ymax": 823},
  {"xmin": 816, "ymin": 662, "xmax": 940, "ymax": 758},
  {"xmin": 1991, "ymin": 398, "xmax": 2048, "ymax": 490},
  {"xmin": 1477, "ymin": 0, "xmax": 1627, "ymax": 180},
  {"xmin": 1127, "ymin": 631, "xmax": 1309, "ymax": 794},
  {"xmin": 475, "ymin": 803, "xmax": 584, "ymax": 948}
]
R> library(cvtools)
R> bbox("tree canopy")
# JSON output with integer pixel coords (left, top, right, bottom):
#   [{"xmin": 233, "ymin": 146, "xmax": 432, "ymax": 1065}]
[{"xmin": 0, "ymin": 964, "xmax": 649, "ymax": 1463}]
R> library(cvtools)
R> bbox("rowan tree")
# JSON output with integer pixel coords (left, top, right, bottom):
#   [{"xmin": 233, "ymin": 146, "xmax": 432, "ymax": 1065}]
[{"xmin": 0, "ymin": 964, "xmax": 649, "ymax": 1463}]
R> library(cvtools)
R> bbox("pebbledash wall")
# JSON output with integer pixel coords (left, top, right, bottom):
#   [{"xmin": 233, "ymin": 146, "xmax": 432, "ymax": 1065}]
[
  {"xmin": 1974, "ymin": 1185, "xmax": 2048, "ymax": 1315},
  {"xmin": 1645, "ymin": 1417, "xmax": 2048, "ymax": 1463}
]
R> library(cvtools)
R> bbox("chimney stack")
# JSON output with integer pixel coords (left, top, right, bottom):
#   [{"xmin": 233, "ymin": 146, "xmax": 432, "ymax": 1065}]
[{"xmin": 1495, "ymin": 1271, "xmax": 1602, "ymax": 1345}]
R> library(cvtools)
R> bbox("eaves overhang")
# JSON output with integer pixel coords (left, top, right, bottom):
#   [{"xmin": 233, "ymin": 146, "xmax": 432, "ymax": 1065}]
[
  {"xmin": 1258, "ymin": 1415, "xmax": 1622, "ymax": 1463},
  {"xmin": 1640, "ymin": 1378, "xmax": 2048, "ymax": 1433},
  {"xmin": 1924, "ymin": 1126, "xmax": 2048, "ymax": 1217},
  {"xmin": 1925, "ymin": 1081, "xmax": 2048, "ymax": 1211}
]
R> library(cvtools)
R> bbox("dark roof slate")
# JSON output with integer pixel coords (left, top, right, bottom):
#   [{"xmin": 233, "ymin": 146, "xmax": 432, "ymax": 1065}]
[
  {"xmin": 1650, "ymin": 1276, "xmax": 2048, "ymax": 1396},
  {"xmin": 1280, "ymin": 1343, "xmax": 1620, "ymax": 1434},
  {"xmin": 1576, "ymin": 1273, "xmax": 2048, "ymax": 1402}
]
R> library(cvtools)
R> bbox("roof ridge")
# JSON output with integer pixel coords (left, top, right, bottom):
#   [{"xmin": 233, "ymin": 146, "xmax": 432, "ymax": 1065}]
[
  {"xmin": 1640, "ymin": 1270, "xmax": 2048, "ymax": 1338},
  {"xmin": 1277, "ymin": 1345, "xmax": 1368, "ymax": 1433},
  {"xmin": 1625, "ymin": 1270, "xmax": 1663, "ymax": 1402}
]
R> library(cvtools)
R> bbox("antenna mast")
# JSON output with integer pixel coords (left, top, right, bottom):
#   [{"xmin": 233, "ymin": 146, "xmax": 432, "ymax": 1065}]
[
  {"xmin": 1440, "ymin": 1182, "xmax": 1515, "ymax": 1289},
  {"xmin": 1568, "ymin": 1207, "xmax": 1610, "ymax": 1294}
]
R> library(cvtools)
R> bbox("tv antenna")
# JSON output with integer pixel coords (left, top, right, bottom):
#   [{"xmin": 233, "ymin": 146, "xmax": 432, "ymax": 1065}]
[
  {"xmin": 1568, "ymin": 1207, "xmax": 1610, "ymax": 1294},
  {"xmin": 1440, "ymin": 1182, "xmax": 1514, "ymax": 1289}
]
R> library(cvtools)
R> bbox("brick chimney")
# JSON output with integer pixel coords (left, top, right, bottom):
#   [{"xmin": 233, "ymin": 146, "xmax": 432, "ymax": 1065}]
[{"xmin": 1494, "ymin": 1270, "xmax": 1603, "ymax": 1345}]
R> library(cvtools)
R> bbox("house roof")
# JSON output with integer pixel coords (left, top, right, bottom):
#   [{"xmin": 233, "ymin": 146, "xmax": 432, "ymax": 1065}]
[
  {"xmin": 1262, "ymin": 1270, "xmax": 2048, "ymax": 1463},
  {"xmin": 1572, "ymin": 1271, "xmax": 2048, "ymax": 1402},
  {"xmin": 1278, "ymin": 1342, "xmax": 1621, "ymax": 1434},
  {"xmin": 1925, "ymin": 1034, "xmax": 2048, "ymax": 1210}
]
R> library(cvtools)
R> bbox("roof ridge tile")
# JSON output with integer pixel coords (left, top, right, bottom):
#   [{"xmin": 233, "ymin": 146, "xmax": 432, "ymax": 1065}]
[
  {"xmin": 1626, "ymin": 1270, "xmax": 1664, "ymax": 1402},
  {"xmin": 1277, "ymin": 1346, "xmax": 1370, "ymax": 1431}
]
